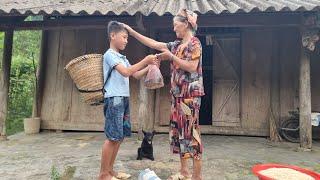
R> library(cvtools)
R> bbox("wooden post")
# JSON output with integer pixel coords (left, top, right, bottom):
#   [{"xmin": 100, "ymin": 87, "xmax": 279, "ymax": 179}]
[
  {"xmin": 299, "ymin": 27, "xmax": 316, "ymax": 149},
  {"xmin": 299, "ymin": 46, "xmax": 312, "ymax": 149},
  {"xmin": 138, "ymin": 80, "xmax": 155, "ymax": 139},
  {"xmin": 136, "ymin": 14, "xmax": 155, "ymax": 139},
  {"xmin": 0, "ymin": 30, "xmax": 14, "ymax": 140},
  {"xmin": 32, "ymin": 30, "xmax": 48, "ymax": 118}
]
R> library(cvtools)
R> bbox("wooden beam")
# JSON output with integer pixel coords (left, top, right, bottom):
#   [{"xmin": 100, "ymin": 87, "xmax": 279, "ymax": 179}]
[
  {"xmin": 299, "ymin": 39, "xmax": 312, "ymax": 149},
  {"xmin": 0, "ymin": 13, "xmax": 304, "ymax": 31},
  {"xmin": 0, "ymin": 30, "xmax": 14, "ymax": 140},
  {"xmin": 145, "ymin": 13, "xmax": 303, "ymax": 28},
  {"xmin": 153, "ymin": 125, "xmax": 269, "ymax": 136},
  {"xmin": 136, "ymin": 16, "xmax": 156, "ymax": 139},
  {"xmin": 0, "ymin": 16, "xmax": 137, "ymax": 31},
  {"xmin": 138, "ymin": 80, "xmax": 155, "ymax": 134},
  {"xmin": 32, "ymin": 30, "xmax": 48, "ymax": 117}
]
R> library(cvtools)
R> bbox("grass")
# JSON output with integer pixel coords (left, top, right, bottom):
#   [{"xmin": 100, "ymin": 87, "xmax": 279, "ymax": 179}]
[
  {"xmin": 50, "ymin": 165, "xmax": 76, "ymax": 180},
  {"xmin": 6, "ymin": 117, "xmax": 24, "ymax": 136},
  {"xmin": 314, "ymin": 164, "xmax": 320, "ymax": 172},
  {"xmin": 50, "ymin": 166, "xmax": 61, "ymax": 180}
]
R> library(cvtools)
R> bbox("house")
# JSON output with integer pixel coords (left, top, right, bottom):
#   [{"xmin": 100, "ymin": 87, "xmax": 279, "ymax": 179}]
[{"xmin": 0, "ymin": 0, "xmax": 319, "ymax": 149}]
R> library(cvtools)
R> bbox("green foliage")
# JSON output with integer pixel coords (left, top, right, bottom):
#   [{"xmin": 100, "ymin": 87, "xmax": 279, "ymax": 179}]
[
  {"xmin": 0, "ymin": 30, "xmax": 41, "ymax": 135},
  {"xmin": 60, "ymin": 166, "xmax": 76, "ymax": 180},
  {"xmin": 50, "ymin": 166, "xmax": 61, "ymax": 180},
  {"xmin": 0, "ymin": 32, "xmax": 3, "ymax": 68},
  {"xmin": 50, "ymin": 165, "xmax": 76, "ymax": 180},
  {"xmin": 25, "ymin": 15, "xmax": 43, "ymax": 21}
]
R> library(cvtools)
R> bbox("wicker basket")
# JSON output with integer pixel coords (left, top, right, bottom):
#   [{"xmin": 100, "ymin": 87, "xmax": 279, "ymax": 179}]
[{"xmin": 65, "ymin": 54, "xmax": 104, "ymax": 105}]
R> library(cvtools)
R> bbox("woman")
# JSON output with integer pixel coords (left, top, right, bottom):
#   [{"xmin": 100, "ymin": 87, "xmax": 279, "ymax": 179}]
[{"xmin": 122, "ymin": 9, "xmax": 204, "ymax": 180}]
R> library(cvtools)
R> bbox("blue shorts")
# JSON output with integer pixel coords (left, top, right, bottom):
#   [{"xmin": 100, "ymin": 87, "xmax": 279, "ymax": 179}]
[{"xmin": 104, "ymin": 97, "xmax": 131, "ymax": 141}]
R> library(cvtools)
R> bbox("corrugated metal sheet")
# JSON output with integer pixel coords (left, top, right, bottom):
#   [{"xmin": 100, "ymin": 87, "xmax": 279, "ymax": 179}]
[{"xmin": 0, "ymin": 0, "xmax": 320, "ymax": 16}]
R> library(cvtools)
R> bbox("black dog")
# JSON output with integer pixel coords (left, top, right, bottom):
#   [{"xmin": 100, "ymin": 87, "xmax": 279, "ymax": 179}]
[{"xmin": 137, "ymin": 130, "xmax": 155, "ymax": 161}]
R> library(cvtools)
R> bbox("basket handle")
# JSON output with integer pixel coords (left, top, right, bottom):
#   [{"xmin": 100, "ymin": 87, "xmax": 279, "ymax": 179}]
[{"xmin": 76, "ymin": 87, "xmax": 103, "ymax": 93}]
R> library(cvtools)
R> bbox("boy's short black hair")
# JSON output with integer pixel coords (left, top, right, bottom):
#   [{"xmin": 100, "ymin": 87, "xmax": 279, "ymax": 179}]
[{"xmin": 107, "ymin": 21, "xmax": 128, "ymax": 39}]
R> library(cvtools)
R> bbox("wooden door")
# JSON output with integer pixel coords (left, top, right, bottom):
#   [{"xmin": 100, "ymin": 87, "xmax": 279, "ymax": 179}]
[{"xmin": 212, "ymin": 36, "xmax": 241, "ymax": 127}]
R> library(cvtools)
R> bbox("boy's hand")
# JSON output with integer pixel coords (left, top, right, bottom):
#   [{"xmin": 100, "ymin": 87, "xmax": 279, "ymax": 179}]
[
  {"xmin": 145, "ymin": 54, "xmax": 158, "ymax": 65},
  {"xmin": 157, "ymin": 50, "xmax": 174, "ymax": 61}
]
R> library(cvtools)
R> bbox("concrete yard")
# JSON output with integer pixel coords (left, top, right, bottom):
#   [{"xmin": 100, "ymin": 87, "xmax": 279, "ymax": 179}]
[{"xmin": 0, "ymin": 132, "xmax": 319, "ymax": 180}]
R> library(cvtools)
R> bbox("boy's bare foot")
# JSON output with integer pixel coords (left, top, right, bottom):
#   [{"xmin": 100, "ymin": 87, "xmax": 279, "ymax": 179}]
[
  {"xmin": 110, "ymin": 170, "xmax": 131, "ymax": 179},
  {"xmin": 99, "ymin": 172, "xmax": 117, "ymax": 180},
  {"xmin": 110, "ymin": 170, "xmax": 117, "ymax": 176}
]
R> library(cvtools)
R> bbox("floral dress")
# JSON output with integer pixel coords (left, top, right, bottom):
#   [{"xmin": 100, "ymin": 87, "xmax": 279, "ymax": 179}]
[{"xmin": 167, "ymin": 36, "xmax": 205, "ymax": 160}]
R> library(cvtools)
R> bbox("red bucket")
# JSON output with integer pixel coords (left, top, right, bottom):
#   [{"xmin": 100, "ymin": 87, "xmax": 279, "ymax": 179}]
[{"xmin": 252, "ymin": 163, "xmax": 320, "ymax": 180}]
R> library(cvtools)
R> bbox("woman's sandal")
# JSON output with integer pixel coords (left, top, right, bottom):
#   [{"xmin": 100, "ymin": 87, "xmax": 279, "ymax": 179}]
[
  {"xmin": 168, "ymin": 172, "xmax": 192, "ymax": 180},
  {"xmin": 115, "ymin": 172, "xmax": 131, "ymax": 179}
]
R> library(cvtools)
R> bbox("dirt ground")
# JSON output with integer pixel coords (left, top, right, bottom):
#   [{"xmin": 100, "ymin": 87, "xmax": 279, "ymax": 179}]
[{"xmin": 0, "ymin": 132, "xmax": 319, "ymax": 180}]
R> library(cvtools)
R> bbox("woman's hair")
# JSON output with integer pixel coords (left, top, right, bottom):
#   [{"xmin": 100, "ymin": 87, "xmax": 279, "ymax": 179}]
[
  {"xmin": 107, "ymin": 21, "xmax": 128, "ymax": 39},
  {"xmin": 174, "ymin": 15, "xmax": 192, "ymax": 29},
  {"xmin": 174, "ymin": 9, "xmax": 198, "ymax": 34}
]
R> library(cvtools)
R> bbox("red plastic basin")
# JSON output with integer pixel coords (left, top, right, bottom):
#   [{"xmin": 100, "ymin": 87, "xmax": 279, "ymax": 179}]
[{"xmin": 252, "ymin": 163, "xmax": 320, "ymax": 180}]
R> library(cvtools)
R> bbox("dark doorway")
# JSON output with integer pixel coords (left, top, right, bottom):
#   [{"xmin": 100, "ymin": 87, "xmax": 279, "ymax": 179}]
[{"xmin": 199, "ymin": 36, "xmax": 213, "ymax": 125}]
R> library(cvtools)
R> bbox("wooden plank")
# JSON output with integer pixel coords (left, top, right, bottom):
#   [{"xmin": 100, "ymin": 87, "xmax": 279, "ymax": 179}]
[
  {"xmin": 213, "ymin": 80, "xmax": 240, "ymax": 127},
  {"xmin": 153, "ymin": 125, "xmax": 268, "ymax": 136},
  {"xmin": 68, "ymin": 29, "xmax": 105, "ymax": 127},
  {"xmin": 40, "ymin": 28, "xmax": 145, "ymax": 131},
  {"xmin": 159, "ymin": 83, "xmax": 171, "ymax": 126},
  {"xmin": 154, "ymin": 89, "xmax": 161, "ymax": 127},
  {"xmin": 269, "ymin": 30, "xmax": 281, "ymax": 141},
  {"xmin": 124, "ymin": 35, "xmax": 151, "ymax": 130},
  {"xmin": 41, "ymin": 29, "xmax": 107, "ymax": 130},
  {"xmin": 138, "ymin": 79, "xmax": 155, "ymax": 132},
  {"xmin": 41, "ymin": 121, "xmax": 104, "ymax": 131},
  {"xmin": 299, "ymin": 47, "xmax": 312, "ymax": 149},
  {"xmin": 40, "ymin": 30, "xmax": 62, "ymax": 124},
  {"xmin": 32, "ymin": 30, "xmax": 48, "ymax": 117},
  {"xmin": 0, "ymin": 30, "xmax": 13, "ymax": 139},
  {"xmin": 155, "ymin": 31, "xmax": 174, "ymax": 126},
  {"xmin": 311, "ymin": 48, "xmax": 320, "ymax": 112},
  {"xmin": 279, "ymin": 28, "xmax": 300, "ymax": 120},
  {"xmin": 55, "ymin": 30, "xmax": 75, "ymax": 124},
  {"xmin": 212, "ymin": 37, "xmax": 241, "ymax": 127},
  {"xmin": 42, "ymin": 120, "xmax": 268, "ymax": 136},
  {"xmin": 129, "ymin": 80, "xmax": 140, "ymax": 130},
  {"xmin": 241, "ymin": 29, "xmax": 272, "ymax": 130}
]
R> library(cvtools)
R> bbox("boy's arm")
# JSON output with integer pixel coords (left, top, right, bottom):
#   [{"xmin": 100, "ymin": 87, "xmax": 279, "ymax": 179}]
[
  {"xmin": 114, "ymin": 55, "xmax": 156, "ymax": 77},
  {"xmin": 132, "ymin": 66, "xmax": 149, "ymax": 80}
]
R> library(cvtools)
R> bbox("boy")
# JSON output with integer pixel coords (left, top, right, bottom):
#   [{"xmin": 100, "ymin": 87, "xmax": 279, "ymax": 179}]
[{"xmin": 99, "ymin": 21, "xmax": 158, "ymax": 180}]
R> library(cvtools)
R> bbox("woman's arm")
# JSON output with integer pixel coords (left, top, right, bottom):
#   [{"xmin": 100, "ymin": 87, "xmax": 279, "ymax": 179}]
[
  {"xmin": 115, "ymin": 55, "xmax": 156, "ymax": 77},
  {"xmin": 121, "ymin": 23, "xmax": 168, "ymax": 51},
  {"xmin": 159, "ymin": 50, "xmax": 199, "ymax": 73}
]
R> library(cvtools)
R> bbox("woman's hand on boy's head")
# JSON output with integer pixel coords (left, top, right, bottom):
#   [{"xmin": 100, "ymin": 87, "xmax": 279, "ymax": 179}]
[{"xmin": 119, "ymin": 23, "xmax": 132, "ymax": 32}]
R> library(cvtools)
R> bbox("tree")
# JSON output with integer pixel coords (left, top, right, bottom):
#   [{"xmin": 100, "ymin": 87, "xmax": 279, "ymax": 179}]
[{"xmin": 4, "ymin": 30, "xmax": 41, "ymax": 135}]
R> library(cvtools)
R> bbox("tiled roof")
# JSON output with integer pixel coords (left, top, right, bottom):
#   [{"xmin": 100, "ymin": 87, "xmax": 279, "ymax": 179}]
[{"xmin": 0, "ymin": 0, "xmax": 320, "ymax": 16}]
